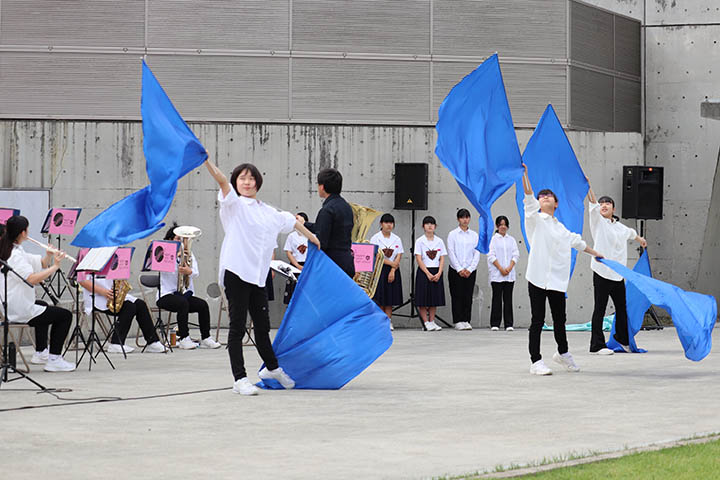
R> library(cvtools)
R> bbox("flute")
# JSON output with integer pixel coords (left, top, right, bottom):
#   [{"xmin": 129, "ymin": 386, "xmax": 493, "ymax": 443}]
[{"xmin": 26, "ymin": 237, "xmax": 78, "ymax": 263}]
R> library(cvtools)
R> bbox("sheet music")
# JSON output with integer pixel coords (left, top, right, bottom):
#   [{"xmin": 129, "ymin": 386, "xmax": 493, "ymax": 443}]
[
  {"xmin": 270, "ymin": 260, "xmax": 301, "ymax": 280},
  {"xmin": 76, "ymin": 246, "xmax": 117, "ymax": 272}
]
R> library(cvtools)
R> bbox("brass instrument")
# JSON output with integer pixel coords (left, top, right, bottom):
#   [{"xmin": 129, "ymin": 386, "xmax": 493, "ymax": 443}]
[
  {"xmin": 173, "ymin": 225, "xmax": 202, "ymax": 294},
  {"xmin": 107, "ymin": 280, "xmax": 132, "ymax": 314},
  {"xmin": 350, "ymin": 203, "xmax": 385, "ymax": 298}
]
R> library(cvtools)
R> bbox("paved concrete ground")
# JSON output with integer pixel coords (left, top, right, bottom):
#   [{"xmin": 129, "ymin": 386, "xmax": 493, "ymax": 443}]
[{"xmin": 1, "ymin": 326, "xmax": 719, "ymax": 479}]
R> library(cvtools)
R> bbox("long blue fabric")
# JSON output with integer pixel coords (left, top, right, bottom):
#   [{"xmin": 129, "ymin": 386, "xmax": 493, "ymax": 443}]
[
  {"xmin": 606, "ymin": 251, "xmax": 651, "ymax": 353},
  {"xmin": 599, "ymin": 256, "xmax": 716, "ymax": 361},
  {"xmin": 435, "ymin": 54, "xmax": 523, "ymax": 254},
  {"xmin": 258, "ymin": 244, "xmax": 393, "ymax": 390},
  {"xmin": 515, "ymin": 104, "xmax": 588, "ymax": 280},
  {"xmin": 72, "ymin": 60, "xmax": 207, "ymax": 247}
]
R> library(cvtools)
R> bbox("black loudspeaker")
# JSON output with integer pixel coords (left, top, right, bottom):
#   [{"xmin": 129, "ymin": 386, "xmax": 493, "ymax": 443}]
[
  {"xmin": 622, "ymin": 165, "xmax": 664, "ymax": 220},
  {"xmin": 394, "ymin": 163, "xmax": 428, "ymax": 210}
]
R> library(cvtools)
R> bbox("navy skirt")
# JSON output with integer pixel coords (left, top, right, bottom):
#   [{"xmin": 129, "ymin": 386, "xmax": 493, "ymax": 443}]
[
  {"xmin": 373, "ymin": 264, "xmax": 403, "ymax": 307},
  {"xmin": 414, "ymin": 267, "xmax": 445, "ymax": 307}
]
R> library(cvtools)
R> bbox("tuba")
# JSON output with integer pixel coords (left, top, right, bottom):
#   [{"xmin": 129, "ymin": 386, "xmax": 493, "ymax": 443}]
[
  {"xmin": 107, "ymin": 280, "xmax": 132, "ymax": 314},
  {"xmin": 350, "ymin": 203, "xmax": 385, "ymax": 298},
  {"xmin": 173, "ymin": 225, "xmax": 202, "ymax": 294}
]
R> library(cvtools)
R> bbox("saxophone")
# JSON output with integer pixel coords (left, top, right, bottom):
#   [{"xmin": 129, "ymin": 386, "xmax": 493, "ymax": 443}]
[
  {"xmin": 173, "ymin": 225, "xmax": 202, "ymax": 294},
  {"xmin": 107, "ymin": 280, "xmax": 132, "ymax": 314},
  {"xmin": 350, "ymin": 203, "xmax": 385, "ymax": 298}
]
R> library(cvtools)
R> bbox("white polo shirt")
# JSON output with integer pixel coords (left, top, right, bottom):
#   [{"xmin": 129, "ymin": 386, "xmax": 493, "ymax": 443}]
[
  {"xmin": 487, "ymin": 232, "xmax": 520, "ymax": 283},
  {"xmin": 369, "ymin": 231, "xmax": 404, "ymax": 263},
  {"xmin": 82, "ymin": 277, "xmax": 138, "ymax": 314},
  {"xmin": 159, "ymin": 252, "xmax": 199, "ymax": 297},
  {"xmin": 218, "ymin": 188, "xmax": 296, "ymax": 288},
  {"xmin": 447, "ymin": 227, "xmax": 481, "ymax": 273},
  {"xmin": 524, "ymin": 194, "xmax": 586, "ymax": 292},
  {"xmin": 283, "ymin": 231, "xmax": 308, "ymax": 264},
  {"xmin": 414, "ymin": 235, "xmax": 447, "ymax": 269},
  {"xmin": 0, "ymin": 244, "xmax": 46, "ymax": 323},
  {"xmin": 589, "ymin": 202, "xmax": 638, "ymax": 282}
]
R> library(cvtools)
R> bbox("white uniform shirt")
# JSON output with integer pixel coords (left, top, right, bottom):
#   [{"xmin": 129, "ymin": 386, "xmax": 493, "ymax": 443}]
[
  {"xmin": 447, "ymin": 227, "xmax": 481, "ymax": 273},
  {"xmin": 0, "ymin": 245, "xmax": 46, "ymax": 323},
  {"xmin": 414, "ymin": 235, "xmax": 447, "ymax": 269},
  {"xmin": 487, "ymin": 232, "xmax": 520, "ymax": 283},
  {"xmin": 589, "ymin": 202, "xmax": 638, "ymax": 281},
  {"xmin": 369, "ymin": 231, "xmax": 404, "ymax": 263},
  {"xmin": 159, "ymin": 252, "xmax": 199, "ymax": 297},
  {"xmin": 283, "ymin": 231, "xmax": 309, "ymax": 264},
  {"xmin": 524, "ymin": 194, "xmax": 587, "ymax": 292},
  {"xmin": 218, "ymin": 189, "xmax": 296, "ymax": 288},
  {"xmin": 82, "ymin": 277, "xmax": 138, "ymax": 314}
]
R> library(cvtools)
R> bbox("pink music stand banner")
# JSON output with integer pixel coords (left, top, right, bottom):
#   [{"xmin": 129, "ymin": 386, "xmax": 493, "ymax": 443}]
[
  {"xmin": 48, "ymin": 208, "xmax": 81, "ymax": 235},
  {"xmin": 0, "ymin": 208, "xmax": 20, "ymax": 225},
  {"xmin": 102, "ymin": 247, "xmax": 134, "ymax": 280},
  {"xmin": 351, "ymin": 243, "xmax": 376, "ymax": 273},
  {"xmin": 147, "ymin": 241, "xmax": 179, "ymax": 273}
]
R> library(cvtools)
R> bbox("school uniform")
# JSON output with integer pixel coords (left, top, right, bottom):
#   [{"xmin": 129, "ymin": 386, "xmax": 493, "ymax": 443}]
[
  {"xmin": 487, "ymin": 232, "xmax": 520, "ymax": 329},
  {"xmin": 524, "ymin": 194, "xmax": 587, "ymax": 364},
  {"xmin": 414, "ymin": 235, "xmax": 447, "ymax": 307},
  {"xmin": 283, "ymin": 231, "xmax": 308, "ymax": 304},
  {"xmin": 369, "ymin": 231, "xmax": 404, "ymax": 307},
  {"xmin": 218, "ymin": 188, "xmax": 296, "ymax": 381},
  {"xmin": 588, "ymin": 202, "xmax": 638, "ymax": 351},
  {"xmin": 447, "ymin": 227, "xmax": 481, "ymax": 325},
  {"xmin": 305, "ymin": 193, "xmax": 355, "ymax": 277}
]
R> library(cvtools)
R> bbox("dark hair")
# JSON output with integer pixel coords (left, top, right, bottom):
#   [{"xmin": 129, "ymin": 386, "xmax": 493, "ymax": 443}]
[
  {"xmin": 317, "ymin": 168, "xmax": 342, "ymax": 195},
  {"xmin": 230, "ymin": 163, "xmax": 263, "ymax": 195},
  {"xmin": 380, "ymin": 213, "xmax": 395, "ymax": 224},
  {"xmin": 457, "ymin": 208, "xmax": 471, "ymax": 219},
  {"xmin": 597, "ymin": 196, "xmax": 619, "ymax": 221},
  {"xmin": 164, "ymin": 222, "xmax": 179, "ymax": 241},
  {"xmin": 422, "ymin": 215, "xmax": 436, "ymax": 226},
  {"xmin": 296, "ymin": 212, "xmax": 309, "ymax": 222},
  {"xmin": 0, "ymin": 215, "xmax": 29, "ymax": 261},
  {"xmin": 537, "ymin": 189, "xmax": 558, "ymax": 203},
  {"xmin": 495, "ymin": 215, "xmax": 510, "ymax": 230}
]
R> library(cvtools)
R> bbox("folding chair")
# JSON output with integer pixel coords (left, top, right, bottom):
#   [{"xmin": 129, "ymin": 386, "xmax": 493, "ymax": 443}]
[
  {"xmin": 206, "ymin": 282, "xmax": 254, "ymax": 346},
  {"xmin": 6, "ymin": 323, "xmax": 34, "ymax": 373},
  {"xmin": 136, "ymin": 274, "xmax": 175, "ymax": 348}
]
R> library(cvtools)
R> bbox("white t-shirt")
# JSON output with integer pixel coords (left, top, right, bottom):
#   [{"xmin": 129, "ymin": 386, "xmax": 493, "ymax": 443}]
[
  {"xmin": 369, "ymin": 231, "xmax": 404, "ymax": 263},
  {"xmin": 487, "ymin": 232, "xmax": 520, "ymax": 283},
  {"xmin": 159, "ymin": 252, "xmax": 199, "ymax": 297},
  {"xmin": 218, "ymin": 189, "xmax": 297, "ymax": 288},
  {"xmin": 82, "ymin": 277, "xmax": 138, "ymax": 314},
  {"xmin": 447, "ymin": 227, "xmax": 481, "ymax": 273},
  {"xmin": 283, "ymin": 231, "xmax": 308, "ymax": 264},
  {"xmin": 589, "ymin": 202, "xmax": 638, "ymax": 281},
  {"xmin": 414, "ymin": 235, "xmax": 447, "ymax": 269},
  {"xmin": 0, "ymin": 244, "xmax": 46, "ymax": 323}
]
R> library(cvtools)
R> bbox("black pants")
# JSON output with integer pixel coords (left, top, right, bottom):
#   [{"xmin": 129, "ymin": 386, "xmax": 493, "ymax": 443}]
[
  {"xmin": 490, "ymin": 281, "xmax": 514, "ymax": 328},
  {"xmin": 591, "ymin": 272, "xmax": 629, "ymax": 351},
  {"xmin": 156, "ymin": 294, "xmax": 211, "ymax": 339},
  {"xmin": 224, "ymin": 270, "xmax": 279, "ymax": 381},
  {"xmin": 103, "ymin": 299, "xmax": 159, "ymax": 345},
  {"xmin": 528, "ymin": 282, "xmax": 568, "ymax": 363},
  {"xmin": 27, "ymin": 300, "xmax": 72, "ymax": 355},
  {"xmin": 448, "ymin": 268, "xmax": 476, "ymax": 324}
]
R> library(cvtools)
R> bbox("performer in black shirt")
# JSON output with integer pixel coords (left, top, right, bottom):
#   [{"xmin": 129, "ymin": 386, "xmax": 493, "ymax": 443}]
[{"xmin": 305, "ymin": 168, "xmax": 355, "ymax": 277}]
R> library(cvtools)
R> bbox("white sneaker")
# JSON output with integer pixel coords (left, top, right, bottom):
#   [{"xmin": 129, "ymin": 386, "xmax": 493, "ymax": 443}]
[
  {"xmin": 529, "ymin": 359, "xmax": 552, "ymax": 375},
  {"xmin": 590, "ymin": 348, "xmax": 614, "ymax": 356},
  {"xmin": 145, "ymin": 341, "xmax": 167, "ymax": 353},
  {"xmin": 506, "ymin": 326, "xmax": 514, "ymax": 331},
  {"xmin": 258, "ymin": 366, "xmax": 296, "ymax": 389},
  {"xmin": 464, "ymin": 322, "xmax": 473, "ymax": 330},
  {"xmin": 424, "ymin": 321, "xmax": 434, "ymax": 331},
  {"xmin": 620, "ymin": 344, "xmax": 631, "ymax": 353},
  {"xmin": 454, "ymin": 323, "xmax": 465, "ymax": 331},
  {"xmin": 107, "ymin": 344, "xmax": 135, "ymax": 354},
  {"xmin": 491, "ymin": 326, "xmax": 499, "ymax": 331},
  {"xmin": 30, "ymin": 348, "xmax": 49, "ymax": 365},
  {"xmin": 44, "ymin": 356, "xmax": 76, "ymax": 372},
  {"xmin": 553, "ymin": 352, "xmax": 580, "ymax": 372},
  {"xmin": 177, "ymin": 336, "xmax": 198, "ymax": 350},
  {"xmin": 390, "ymin": 323, "xmax": 394, "ymax": 331},
  {"xmin": 199, "ymin": 337, "xmax": 222, "ymax": 349},
  {"xmin": 232, "ymin": 377, "xmax": 259, "ymax": 396},
  {"xmin": 430, "ymin": 321, "xmax": 442, "ymax": 331}
]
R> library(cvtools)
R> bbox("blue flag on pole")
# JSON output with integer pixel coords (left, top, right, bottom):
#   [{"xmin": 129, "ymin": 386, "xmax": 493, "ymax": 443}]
[
  {"xmin": 435, "ymin": 54, "xmax": 524, "ymax": 254},
  {"xmin": 72, "ymin": 60, "xmax": 207, "ymax": 247},
  {"xmin": 516, "ymin": 105, "xmax": 588, "ymax": 279},
  {"xmin": 606, "ymin": 251, "xmax": 651, "ymax": 353},
  {"xmin": 599, "ymin": 256, "xmax": 717, "ymax": 361},
  {"xmin": 258, "ymin": 244, "xmax": 393, "ymax": 390}
]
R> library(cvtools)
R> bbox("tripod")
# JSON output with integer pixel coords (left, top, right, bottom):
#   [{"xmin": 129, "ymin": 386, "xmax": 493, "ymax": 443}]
[
  {"xmin": 40, "ymin": 234, "xmax": 73, "ymax": 301},
  {"xmin": 75, "ymin": 273, "xmax": 115, "ymax": 370},
  {"xmin": 0, "ymin": 259, "xmax": 48, "ymax": 391},
  {"xmin": 63, "ymin": 279, "xmax": 89, "ymax": 363}
]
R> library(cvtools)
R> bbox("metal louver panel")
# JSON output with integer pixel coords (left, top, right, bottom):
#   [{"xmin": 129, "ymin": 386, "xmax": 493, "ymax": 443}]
[
  {"xmin": 614, "ymin": 15, "xmax": 641, "ymax": 77},
  {"xmin": 570, "ymin": 66, "xmax": 613, "ymax": 130},
  {"xmin": 614, "ymin": 78, "xmax": 640, "ymax": 132},
  {"xmin": 570, "ymin": 0, "xmax": 614, "ymax": 70}
]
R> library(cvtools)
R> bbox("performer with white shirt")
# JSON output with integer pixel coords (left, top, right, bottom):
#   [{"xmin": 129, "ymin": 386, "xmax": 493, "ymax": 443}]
[
  {"xmin": 369, "ymin": 213, "xmax": 404, "ymax": 328},
  {"xmin": 204, "ymin": 159, "xmax": 320, "ymax": 396},
  {"xmin": 521, "ymin": 165, "xmax": 603, "ymax": 375},
  {"xmin": 586, "ymin": 182, "xmax": 647, "ymax": 355},
  {"xmin": 487, "ymin": 215, "xmax": 520, "ymax": 331},
  {"xmin": 155, "ymin": 224, "xmax": 221, "ymax": 350},
  {"xmin": 0, "ymin": 216, "xmax": 75, "ymax": 372},
  {"xmin": 283, "ymin": 213, "xmax": 309, "ymax": 304},
  {"xmin": 79, "ymin": 276, "xmax": 166, "ymax": 354},
  {"xmin": 447, "ymin": 209, "xmax": 480, "ymax": 331},
  {"xmin": 414, "ymin": 216, "xmax": 447, "ymax": 332}
]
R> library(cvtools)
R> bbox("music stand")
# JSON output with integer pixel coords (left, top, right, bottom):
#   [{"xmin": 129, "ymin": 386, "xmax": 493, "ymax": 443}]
[
  {"xmin": 94, "ymin": 247, "xmax": 135, "ymax": 360},
  {"xmin": 64, "ymin": 248, "xmax": 90, "ymax": 363},
  {"xmin": 39, "ymin": 207, "xmax": 82, "ymax": 301},
  {"xmin": 142, "ymin": 240, "xmax": 181, "ymax": 352}
]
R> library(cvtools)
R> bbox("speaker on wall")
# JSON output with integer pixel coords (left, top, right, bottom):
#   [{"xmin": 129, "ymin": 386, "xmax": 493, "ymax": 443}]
[
  {"xmin": 394, "ymin": 163, "xmax": 428, "ymax": 210},
  {"xmin": 622, "ymin": 165, "xmax": 664, "ymax": 220}
]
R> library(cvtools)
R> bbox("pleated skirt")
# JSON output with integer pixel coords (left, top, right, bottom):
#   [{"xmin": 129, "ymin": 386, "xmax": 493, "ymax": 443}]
[
  {"xmin": 414, "ymin": 267, "xmax": 445, "ymax": 307},
  {"xmin": 372, "ymin": 264, "xmax": 404, "ymax": 307}
]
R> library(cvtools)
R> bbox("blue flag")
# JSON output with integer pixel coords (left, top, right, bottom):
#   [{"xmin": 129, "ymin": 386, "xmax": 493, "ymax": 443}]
[
  {"xmin": 606, "ymin": 251, "xmax": 651, "ymax": 353},
  {"xmin": 435, "ymin": 54, "xmax": 523, "ymax": 254},
  {"xmin": 599, "ymin": 256, "xmax": 717, "ymax": 361},
  {"xmin": 516, "ymin": 104, "xmax": 588, "ymax": 279},
  {"xmin": 72, "ymin": 60, "xmax": 207, "ymax": 247},
  {"xmin": 258, "ymin": 244, "xmax": 393, "ymax": 390}
]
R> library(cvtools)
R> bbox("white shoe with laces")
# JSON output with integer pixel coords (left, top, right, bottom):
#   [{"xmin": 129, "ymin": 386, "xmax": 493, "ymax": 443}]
[
  {"xmin": 145, "ymin": 341, "xmax": 167, "ymax": 353},
  {"xmin": 44, "ymin": 356, "xmax": 76, "ymax": 372},
  {"xmin": 107, "ymin": 344, "xmax": 135, "ymax": 354},
  {"xmin": 454, "ymin": 323, "xmax": 465, "ymax": 331},
  {"xmin": 233, "ymin": 377, "xmax": 259, "ymax": 396},
  {"xmin": 590, "ymin": 348, "xmax": 614, "ymax": 356},
  {"xmin": 553, "ymin": 352, "xmax": 580, "ymax": 372},
  {"xmin": 30, "ymin": 348, "xmax": 49, "ymax": 365},
  {"xmin": 529, "ymin": 359, "xmax": 552, "ymax": 375},
  {"xmin": 177, "ymin": 336, "xmax": 198, "ymax": 350},
  {"xmin": 199, "ymin": 337, "xmax": 222, "ymax": 349},
  {"xmin": 491, "ymin": 326, "xmax": 499, "ymax": 331},
  {"xmin": 258, "ymin": 366, "xmax": 296, "ymax": 389}
]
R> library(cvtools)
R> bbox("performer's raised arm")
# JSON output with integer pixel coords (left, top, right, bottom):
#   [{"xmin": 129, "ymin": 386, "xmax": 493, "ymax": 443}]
[
  {"xmin": 204, "ymin": 156, "xmax": 231, "ymax": 198},
  {"xmin": 521, "ymin": 163, "xmax": 532, "ymax": 195}
]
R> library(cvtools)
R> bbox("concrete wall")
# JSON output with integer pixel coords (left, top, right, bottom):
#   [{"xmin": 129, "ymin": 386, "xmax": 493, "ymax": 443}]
[{"xmin": 0, "ymin": 120, "xmax": 642, "ymax": 328}]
